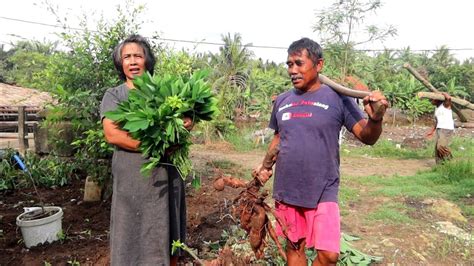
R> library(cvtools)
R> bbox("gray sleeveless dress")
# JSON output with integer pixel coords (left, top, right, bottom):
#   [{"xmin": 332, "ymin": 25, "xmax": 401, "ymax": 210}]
[{"xmin": 100, "ymin": 84, "xmax": 186, "ymax": 266}]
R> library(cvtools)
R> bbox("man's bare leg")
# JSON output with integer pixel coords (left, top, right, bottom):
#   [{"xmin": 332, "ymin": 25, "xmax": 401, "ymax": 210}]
[
  {"xmin": 313, "ymin": 250, "xmax": 339, "ymax": 266},
  {"xmin": 287, "ymin": 238, "xmax": 307, "ymax": 266}
]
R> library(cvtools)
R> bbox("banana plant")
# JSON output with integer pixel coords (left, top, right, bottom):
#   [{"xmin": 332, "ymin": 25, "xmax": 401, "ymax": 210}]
[{"xmin": 442, "ymin": 77, "xmax": 469, "ymax": 99}]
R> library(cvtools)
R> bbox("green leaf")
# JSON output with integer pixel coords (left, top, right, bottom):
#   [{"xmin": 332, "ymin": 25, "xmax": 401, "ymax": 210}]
[
  {"xmin": 104, "ymin": 110, "xmax": 125, "ymax": 121},
  {"xmin": 191, "ymin": 174, "xmax": 201, "ymax": 189},
  {"xmin": 140, "ymin": 160, "xmax": 156, "ymax": 177},
  {"xmin": 123, "ymin": 120, "xmax": 149, "ymax": 132},
  {"xmin": 105, "ymin": 70, "xmax": 216, "ymax": 180}
]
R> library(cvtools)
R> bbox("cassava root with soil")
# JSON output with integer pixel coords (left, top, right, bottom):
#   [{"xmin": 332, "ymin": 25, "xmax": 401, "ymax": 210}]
[{"xmin": 212, "ymin": 146, "xmax": 287, "ymax": 261}]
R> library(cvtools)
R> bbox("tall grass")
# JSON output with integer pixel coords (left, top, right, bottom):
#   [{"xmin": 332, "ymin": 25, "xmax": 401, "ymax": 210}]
[
  {"xmin": 450, "ymin": 136, "xmax": 474, "ymax": 158},
  {"xmin": 431, "ymin": 159, "xmax": 473, "ymax": 184}
]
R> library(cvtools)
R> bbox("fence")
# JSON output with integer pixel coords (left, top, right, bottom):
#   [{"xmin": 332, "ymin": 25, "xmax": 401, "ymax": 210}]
[{"xmin": 0, "ymin": 106, "xmax": 40, "ymax": 153}]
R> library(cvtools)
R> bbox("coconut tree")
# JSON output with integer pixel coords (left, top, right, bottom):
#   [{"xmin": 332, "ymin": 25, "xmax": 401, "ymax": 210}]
[
  {"xmin": 431, "ymin": 46, "xmax": 457, "ymax": 68},
  {"xmin": 210, "ymin": 33, "xmax": 254, "ymax": 121}
]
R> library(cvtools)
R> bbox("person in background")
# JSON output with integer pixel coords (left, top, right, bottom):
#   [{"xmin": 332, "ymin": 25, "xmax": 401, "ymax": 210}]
[
  {"xmin": 426, "ymin": 92, "xmax": 455, "ymax": 163},
  {"xmin": 101, "ymin": 34, "xmax": 191, "ymax": 266},
  {"xmin": 255, "ymin": 37, "xmax": 388, "ymax": 266}
]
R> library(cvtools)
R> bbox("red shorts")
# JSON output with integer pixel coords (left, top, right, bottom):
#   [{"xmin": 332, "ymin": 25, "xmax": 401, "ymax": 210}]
[{"xmin": 274, "ymin": 201, "xmax": 340, "ymax": 253}]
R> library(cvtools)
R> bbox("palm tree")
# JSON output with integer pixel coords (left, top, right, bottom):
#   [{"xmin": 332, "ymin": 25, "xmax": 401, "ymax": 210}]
[
  {"xmin": 210, "ymin": 33, "xmax": 254, "ymax": 120},
  {"xmin": 431, "ymin": 46, "xmax": 457, "ymax": 68}
]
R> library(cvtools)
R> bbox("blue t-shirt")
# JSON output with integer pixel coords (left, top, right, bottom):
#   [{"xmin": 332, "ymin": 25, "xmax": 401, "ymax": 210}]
[{"xmin": 269, "ymin": 84, "xmax": 364, "ymax": 208}]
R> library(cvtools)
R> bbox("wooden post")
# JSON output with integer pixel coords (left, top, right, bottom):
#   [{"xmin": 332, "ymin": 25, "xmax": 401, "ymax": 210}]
[
  {"xmin": 403, "ymin": 63, "xmax": 467, "ymax": 122},
  {"xmin": 18, "ymin": 106, "xmax": 29, "ymax": 153}
]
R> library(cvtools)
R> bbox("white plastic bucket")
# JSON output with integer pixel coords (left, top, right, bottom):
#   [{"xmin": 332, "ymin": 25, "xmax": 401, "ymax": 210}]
[{"xmin": 16, "ymin": 206, "xmax": 63, "ymax": 248}]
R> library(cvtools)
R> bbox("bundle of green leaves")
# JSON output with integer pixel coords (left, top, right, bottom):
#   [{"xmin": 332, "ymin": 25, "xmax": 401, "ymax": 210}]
[{"xmin": 105, "ymin": 70, "xmax": 218, "ymax": 177}]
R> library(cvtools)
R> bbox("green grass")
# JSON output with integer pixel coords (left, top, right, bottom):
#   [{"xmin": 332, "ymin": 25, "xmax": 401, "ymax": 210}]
[
  {"xmin": 450, "ymin": 136, "xmax": 474, "ymax": 158},
  {"xmin": 365, "ymin": 202, "xmax": 414, "ymax": 224},
  {"xmin": 431, "ymin": 159, "xmax": 473, "ymax": 184},
  {"xmin": 339, "ymin": 185, "xmax": 361, "ymax": 211},
  {"xmin": 352, "ymin": 174, "xmax": 442, "ymax": 198},
  {"xmin": 342, "ymin": 136, "xmax": 472, "ymax": 160},
  {"xmin": 205, "ymin": 159, "xmax": 250, "ymax": 180},
  {"xmin": 207, "ymin": 159, "xmax": 238, "ymax": 170},
  {"xmin": 224, "ymin": 126, "xmax": 269, "ymax": 152},
  {"xmin": 459, "ymin": 203, "xmax": 474, "ymax": 217},
  {"xmin": 348, "ymin": 158, "xmax": 473, "ymax": 218},
  {"xmin": 342, "ymin": 139, "xmax": 432, "ymax": 159}
]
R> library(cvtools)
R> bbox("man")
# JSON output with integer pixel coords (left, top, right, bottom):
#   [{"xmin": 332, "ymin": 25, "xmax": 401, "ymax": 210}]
[
  {"xmin": 255, "ymin": 38, "xmax": 388, "ymax": 265},
  {"xmin": 426, "ymin": 92, "xmax": 454, "ymax": 163}
]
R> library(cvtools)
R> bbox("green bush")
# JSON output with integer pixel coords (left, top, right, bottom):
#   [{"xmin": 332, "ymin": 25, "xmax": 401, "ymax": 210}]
[
  {"xmin": 72, "ymin": 124, "xmax": 113, "ymax": 186},
  {"xmin": 0, "ymin": 149, "xmax": 25, "ymax": 190},
  {"xmin": 0, "ymin": 149, "xmax": 79, "ymax": 190}
]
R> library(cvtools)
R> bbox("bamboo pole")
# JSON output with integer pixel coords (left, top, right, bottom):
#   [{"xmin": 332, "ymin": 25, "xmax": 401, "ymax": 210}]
[{"xmin": 403, "ymin": 63, "xmax": 468, "ymax": 122}]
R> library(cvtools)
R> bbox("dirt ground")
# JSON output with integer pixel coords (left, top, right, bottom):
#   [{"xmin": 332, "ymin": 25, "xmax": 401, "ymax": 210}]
[{"xmin": 0, "ymin": 124, "xmax": 473, "ymax": 265}]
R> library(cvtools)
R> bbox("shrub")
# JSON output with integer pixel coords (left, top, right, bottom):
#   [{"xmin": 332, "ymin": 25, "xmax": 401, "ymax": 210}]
[{"xmin": 0, "ymin": 149, "xmax": 79, "ymax": 190}]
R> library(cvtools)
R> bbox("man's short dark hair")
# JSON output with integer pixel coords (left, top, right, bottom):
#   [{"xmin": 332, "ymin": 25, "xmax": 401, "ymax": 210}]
[
  {"xmin": 112, "ymin": 34, "xmax": 156, "ymax": 80},
  {"xmin": 288, "ymin": 38, "xmax": 323, "ymax": 64}
]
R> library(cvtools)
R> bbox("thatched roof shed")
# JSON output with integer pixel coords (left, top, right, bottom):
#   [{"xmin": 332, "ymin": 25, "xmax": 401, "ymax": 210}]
[{"xmin": 0, "ymin": 83, "xmax": 53, "ymax": 107}]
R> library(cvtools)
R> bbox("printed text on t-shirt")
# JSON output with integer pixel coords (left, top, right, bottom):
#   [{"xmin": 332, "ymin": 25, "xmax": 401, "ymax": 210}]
[{"xmin": 278, "ymin": 100, "xmax": 329, "ymax": 112}]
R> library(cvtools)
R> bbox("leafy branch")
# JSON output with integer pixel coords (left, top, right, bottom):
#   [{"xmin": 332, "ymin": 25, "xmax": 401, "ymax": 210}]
[{"xmin": 105, "ymin": 70, "xmax": 218, "ymax": 177}]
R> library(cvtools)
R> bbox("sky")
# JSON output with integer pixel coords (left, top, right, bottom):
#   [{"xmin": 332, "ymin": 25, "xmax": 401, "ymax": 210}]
[{"xmin": 1, "ymin": 0, "xmax": 473, "ymax": 64}]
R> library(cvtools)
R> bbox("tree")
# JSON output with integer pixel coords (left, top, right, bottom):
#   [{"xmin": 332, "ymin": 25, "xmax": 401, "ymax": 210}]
[
  {"xmin": 8, "ymin": 41, "xmax": 56, "ymax": 88},
  {"xmin": 210, "ymin": 33, "xmax": 254, "ymax": 120},
  {"xmin": 313, "ymin": 0, "xmax": 397, "ymax": 77},
  {"xmin": 431, "ymin": 46, "xmax": 457, "ymax": 68},
  {"xmin": 38, "ymin": 1, "xmax": 153, "ymax": 130},
  {"xmin": 154, "ymin": 48, "xmax": 197, "ymax": 77},
  {"xmin": 0, "ymin": 44, "xmax": 14, "ymax": 83},
  {"xmin": 0, "ymin": 40, "xmax": 56, "ymax": 87},
  {"xmin": 247, "ymin": 64, "xmax": 290, "ymax": 120}
]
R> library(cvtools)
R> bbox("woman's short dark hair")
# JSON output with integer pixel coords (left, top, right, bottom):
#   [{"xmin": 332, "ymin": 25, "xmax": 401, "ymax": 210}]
[
  {"xmin": 288, "ymin": 38, "xmax": 323, "ymax": 64},
  {"xmin": 112, "ymin": 34, "xmax": 156, "ymax": 80}
]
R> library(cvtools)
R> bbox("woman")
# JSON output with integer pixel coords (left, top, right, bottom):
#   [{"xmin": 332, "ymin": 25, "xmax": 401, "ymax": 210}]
[{"xmin": 100, "ymin": 34, "xmax": 191, "ymax": 265}]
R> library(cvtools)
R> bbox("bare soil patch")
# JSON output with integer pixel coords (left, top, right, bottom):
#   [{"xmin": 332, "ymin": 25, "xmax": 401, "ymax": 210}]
[{"xmin": 1, "ymin": 125, "xmax": 472, "ymax": 265}]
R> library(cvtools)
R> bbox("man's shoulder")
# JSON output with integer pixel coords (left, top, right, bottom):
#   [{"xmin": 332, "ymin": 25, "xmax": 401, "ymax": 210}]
[
  {"xmin": 320, "ymin": 84, "xmax": 342, "ymax": 97},
  {"xmin": 275, "ymin": 89, "xmax": 294, "ymax": 101},
  {"xmin": 279, "ymin": 89, "xmax": 294, "ymax": 97}
]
